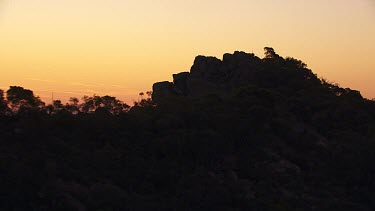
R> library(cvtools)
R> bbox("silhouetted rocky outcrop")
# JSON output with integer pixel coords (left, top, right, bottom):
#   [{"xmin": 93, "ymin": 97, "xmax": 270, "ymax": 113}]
[{"xmin": 152, "ymin": 50, "xmax": 323, "ymax": 103}]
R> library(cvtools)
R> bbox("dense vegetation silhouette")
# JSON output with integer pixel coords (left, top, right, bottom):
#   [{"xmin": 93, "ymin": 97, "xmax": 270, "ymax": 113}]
[{"xmin": 1, "ymin": 48, "xmax": 375, "ymax": 210}]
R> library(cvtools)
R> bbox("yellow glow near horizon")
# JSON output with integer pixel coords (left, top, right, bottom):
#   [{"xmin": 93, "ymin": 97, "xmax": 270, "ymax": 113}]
[{"xmin": 1, "ymin": 0, "xmax": 375, "ymax": 104}]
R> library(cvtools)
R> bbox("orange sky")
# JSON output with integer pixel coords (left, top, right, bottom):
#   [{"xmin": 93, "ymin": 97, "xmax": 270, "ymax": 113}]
[{"xmin": 0, "ymin": 0, "xmax": 374, "ymax": 104}]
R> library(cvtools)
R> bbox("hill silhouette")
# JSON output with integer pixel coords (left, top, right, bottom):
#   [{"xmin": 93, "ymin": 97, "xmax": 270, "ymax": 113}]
[{"xmin": 1, "ymin": 48, "xmax": 375, "ymax": 210}]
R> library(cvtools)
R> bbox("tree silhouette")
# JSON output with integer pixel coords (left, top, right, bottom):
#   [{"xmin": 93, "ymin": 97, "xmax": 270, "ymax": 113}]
[
  {"xmin": 69, "ymin": 97, "xmax": 79, "ymax": 106},
  {"xmin": 65, "ymin": 97, "xmax": 80, "ymax": 114},
  {"xmin": 139, "ymin": 92, "xmax": 145, "ymax": 98},
  {"xmin": 6, "ymin": 86, "xmax": 43, "ymax": 114},
  {"xmin": 0, "ymin": 89, "xmax": 10, "ymax": 115},
  {"xmin": 263, "ymin": 47, "xmax": 281, "ymax": 59},
  {"xmin": 80, "ymin": 94, "xmax": 129, "ymax": 114},
  {"xmin": 53, "ymin": 100, "xmax": 63, "ymax": 110},
  {"xmin": 133, "ymin": 91, "xmax": 155, "ymax": 108},
  {"xmin": 285, "ymin": 57, "xmax": 307, "ymax": 69}
]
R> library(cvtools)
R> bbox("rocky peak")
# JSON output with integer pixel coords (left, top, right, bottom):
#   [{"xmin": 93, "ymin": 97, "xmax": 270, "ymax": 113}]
[
  {"xmin": 152, "ymin": 51, "xmax": 262, "ymax": 103},
  {"xmin": 152, "ymin": 49, "xmax": 322, "ymax": 103}
]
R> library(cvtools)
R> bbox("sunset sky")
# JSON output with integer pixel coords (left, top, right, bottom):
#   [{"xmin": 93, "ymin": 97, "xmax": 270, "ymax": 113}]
[{"xmin": 0, "ymin": 0, "xmax": 374, "ymax": 104}]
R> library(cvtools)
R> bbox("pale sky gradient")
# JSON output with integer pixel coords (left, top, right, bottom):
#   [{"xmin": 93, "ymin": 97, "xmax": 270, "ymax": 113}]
[{"xmin": 0, "ymin": 0, "xmax": 374, "ymax": 104}]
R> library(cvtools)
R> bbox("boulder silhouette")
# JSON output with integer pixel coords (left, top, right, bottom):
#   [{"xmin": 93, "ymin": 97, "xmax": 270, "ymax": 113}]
[{"xmin": 152, "ymin": 81, "xmax": 177, "ymax": 103}]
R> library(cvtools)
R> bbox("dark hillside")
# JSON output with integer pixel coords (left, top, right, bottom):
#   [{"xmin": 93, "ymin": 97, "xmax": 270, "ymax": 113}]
[{"xmin": 1, "ymin": 48, "xmax": 375, "ymax": 210}]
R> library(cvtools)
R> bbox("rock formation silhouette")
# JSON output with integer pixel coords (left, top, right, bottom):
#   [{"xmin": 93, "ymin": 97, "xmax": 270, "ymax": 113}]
[{"xmin": 152, "ymin": 49, "xmax": 324, "ymax": 103}]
